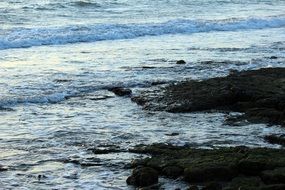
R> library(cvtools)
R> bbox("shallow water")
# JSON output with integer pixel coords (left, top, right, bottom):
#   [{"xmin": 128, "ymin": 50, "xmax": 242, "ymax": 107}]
[{"xmin": 1, "ymin": 0, "xmax": 285, "ymax": 189}]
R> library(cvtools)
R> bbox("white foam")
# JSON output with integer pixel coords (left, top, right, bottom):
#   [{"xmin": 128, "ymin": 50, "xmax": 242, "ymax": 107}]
[{"xmin": 1, "ymin": 16, "xmax": 285, "ymax": 50}]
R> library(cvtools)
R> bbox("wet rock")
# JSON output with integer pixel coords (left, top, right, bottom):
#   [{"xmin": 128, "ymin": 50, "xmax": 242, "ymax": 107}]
[
  {"xmin": 162, "ymin": 166, "xmax": 183, "ymax": 178},
  {"xmin": 258, "ymin": 184, "xmax": 285, "ymax": 190},
  {"xmin": 37, "ymin": 174, "xmax": 48, "ymax": 180},
  {"xmin": 127, "ymin": 167, "xmax": 159, "ymax": 187},
  {"xmin": 0, "ymin": 165, "xmax": 8, "ymax": 171},
  {"xmin": 264, "ymin": 134, "xmax": 285, "ymax": 146},
  {"xmin": 132, "ymin": 68, "xmax": 285, "ymax": 127},
  {"xmin": 261, "ymin": 167, "xmax": 285, "ymax": 184},
  {"xmin": 201, "ymin": 182, "xmax": 222, "ymax": 190},
  {"xmin": 127, "ymin": 144, "xmax": 285, "ymax": 189},
  {"xmin": 238, "ymin": 158, "xmax": 267, "ymax": 175},
  {"xmin": 151, "ymin": 81, "xmax": 167, "ymax": 86},
  {"xmin": 92, "ymin": 148, "xmax": 121, "ymax": 154},
  {"xmin": 54, "ymin": 79, "xmax": 71, "ymax": 83},
  {"xmin": 259, "ymin": 184, "xmax": 285, "ymax": 190},
  {"xmin": 141, "ymin": 66, "xmax": 157, "ymax": 69},
  {"xmin": 108, "ymin": 87, "xmax": 132, "ymax": 96},
  {"xmin": 176, "ymin": 60, "xmax": 186, "ymax": 64},
  {"xmin": 269, "ymin": 56, "xmax": 278, "ymax": 59},
  {"xmin": 165, "ymin": 132, "xmax": 179, "ymax": 136},
  {"xmin": 0, "ymin": 107, "xmax": 15, "ymax": 112},
  {"xmin": 224, "ymin": 176, "xmax": 263, "ymax": 190},
  {"xmin": 184, "ymin": 165, "xmax": 237, "ymax": 182}
]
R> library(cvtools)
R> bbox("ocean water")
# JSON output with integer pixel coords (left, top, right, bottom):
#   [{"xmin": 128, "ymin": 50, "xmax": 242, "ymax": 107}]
[{"xmin": 1, "ymin": 0, "xmax": 285, "ymax": 189}]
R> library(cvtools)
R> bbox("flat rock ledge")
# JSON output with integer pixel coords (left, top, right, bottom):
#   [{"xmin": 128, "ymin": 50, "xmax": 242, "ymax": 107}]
[
  {"xmin": 127, "ymin": 144, "xmax": 285, "ymax": 189},
  {"xmin": 132, "ymin": 68, "xmax": 285, "ymax": 126}
]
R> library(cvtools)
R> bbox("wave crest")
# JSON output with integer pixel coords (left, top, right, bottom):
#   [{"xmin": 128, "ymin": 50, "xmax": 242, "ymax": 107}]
[{"xmin": 1, "ymin": 16, "xmax": 285, "ymax": 50}]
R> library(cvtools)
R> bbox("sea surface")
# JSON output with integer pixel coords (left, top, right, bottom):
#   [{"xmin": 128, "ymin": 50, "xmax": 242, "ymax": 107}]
[{"xmin": 1, "ymin": 0, "xmax": 285, "ymax": 189}]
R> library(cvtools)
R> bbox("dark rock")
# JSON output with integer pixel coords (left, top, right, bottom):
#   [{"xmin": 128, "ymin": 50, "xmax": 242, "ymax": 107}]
[
  {"xmin": 269, "ymin": 56, "xmax": 278, "ymax": 59},
  {"xmin": 238, "ymin": 158, "xmax": 267, "ymax": 175},
  {"xmin": 37, "ymin": 174, "xmax": 48, "ymax": 180},
  {"xmin": 259, "ymin": 184, "xmax": 285, "ymax": 190},
  {"xmin": 54, "ymin": 79, "xmax": 71, "ymax": 83},
  {"xmin": 108, "ymin": 87, "xmax": 132, "ymax": 96},
  {"xmin": 201, "ymin": 182, "xmax": 222, "ymax": 190},
  {"xmin": 132, "ymin": 68, "xmax": 285, "ymax": 127},
  {"xmin": 127, "ymin": 144, "xmax": 285, "ymax": 188},
  {"xmin": 126, "ymin": 167, "xmax": 159, "ymax": 187},
  {"xmin": 139, "ymin": 184, "xmax": 160, "ymax": 190},
  {"xmin": 225, "ymin": 176, "xmax": 263, "ymax": 190},
  {"xmin": 92, "ymin": 149, "xmax": 121, "ymax": 154},
  {"xmin": 261, "ymin": 167, "xmax": 285, "ymax": 184},
  {"xmin": 162, "ymin": 166, "xmax": 183, "ymax": 178},
  {"xmin": 0, "ymin": 107, "xmax": 15, "ymax": 112},
  {"xmin": 165, "ymin": 132, "xmax": 179, "ymax": 136},
  {"xmin": 184, "ymin": 165, "xmax": 237, "ymax": 182},
  {"xmin": 264, "ymin": 135, "xmax": 285, "ymax": 146},
  {"xmin": 176, "ymin": 60, "xmax": 186, "ymax": 64},
  {"xmin": 141, "ymin": 66, "xmax": 156, "ymax": 69},
  {"xmin": 0, "ymin": 165, "xmax": 8, "ymax": 171}
]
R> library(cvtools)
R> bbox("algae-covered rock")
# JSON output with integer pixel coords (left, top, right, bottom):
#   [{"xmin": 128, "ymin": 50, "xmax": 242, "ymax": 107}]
[
  {"xmin": 261, "ymin": 167, "xmax": 285, "ymax": 184},
  {"xmin": 224, "ymin": 176, "xmax": 263, "ymax": 190},
  {"xmin": 126, "ymin": 167, "xmax": 158, "ymax": 187},
  {"xmin": 202, "ymin": 182, "xmax": 223, "ymax": 190},
  {"xmin": 127, "ymin": 144, "xmax": 285, "ymax": 189},
  {"xmin": 132, "ymin": 68, "xmax": 285, "ymax": 126},
  {"xmin": 162, "ymin": 166, "xmax": 183, "ymax": 179},
  {"xmin": 184, "ymin": 165, "xmax": 237, "ymax": 182}
]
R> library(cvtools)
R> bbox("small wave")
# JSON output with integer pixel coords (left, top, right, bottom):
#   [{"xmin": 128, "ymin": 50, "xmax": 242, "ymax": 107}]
[
  {"xmin": 1, "ymin": 16, "xmax": 285, "ymax": 50},
  {"xmin": 0, "ymin": 92, "xmax": 69, "ymax": 107}
]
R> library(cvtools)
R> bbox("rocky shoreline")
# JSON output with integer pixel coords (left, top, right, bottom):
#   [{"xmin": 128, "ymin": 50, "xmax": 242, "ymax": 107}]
[
  {"xmin": 126, "ymin": 67, "xmax": 285, "ymax": 189},
  {"xmin": 132, "ymin": 67, "xmax": 285, "ymax": 127},
  {"xmin": 127, "ymin": 144, "xmax": 285, "ymax": 190}
]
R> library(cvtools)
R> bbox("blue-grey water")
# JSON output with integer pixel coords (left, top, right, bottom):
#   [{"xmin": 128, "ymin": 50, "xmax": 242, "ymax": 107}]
[{"xmin": 1, "ymin": 0, "xmax": 285, "ymax": 189}]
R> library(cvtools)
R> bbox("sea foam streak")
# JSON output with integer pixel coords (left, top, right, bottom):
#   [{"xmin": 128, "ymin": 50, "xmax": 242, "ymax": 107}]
[{"xmin": 1, "ymin": 16, "xmax": 285, "ymax": 50}]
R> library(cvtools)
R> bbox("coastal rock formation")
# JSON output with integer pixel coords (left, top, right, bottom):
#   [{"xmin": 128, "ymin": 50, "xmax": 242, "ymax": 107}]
[
  {"xmin": 108, "ymin": 87, "xmax": 132, "ymax": 96},
  {"xmin": 126, "ymin": 167, "xmax": 159, "ymax": 187},
  {"xmin": 132, "ymin": 68, "xmax": 285, "ymax": 126},
  {"xmin": 127, "ymin": 143, "xmax": 285, "ymax": 189}
]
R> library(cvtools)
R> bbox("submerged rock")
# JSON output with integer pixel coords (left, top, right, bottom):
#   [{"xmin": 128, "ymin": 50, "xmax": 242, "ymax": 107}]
[
  {"xmin": 176, "ymin": 60, "xmax": 186, "ymax": 64},
  {"xmin": 108, "ymin": 87, "xmax": 132, "ymax": 96},
  {"xmin": 132, "ymin": 68, "xmax": 285, "ymax": 127},
  {"xmin": 0, "ymin": 165, "xmax": 8, "ymax": 171},
  {"xmin": 127, "ymin": 144, "xmax": 285, "ymax": 189},
  {"xmin": 264, "ymin": 134, "xmax": 285, "ymax": 146},
  {"xmin": 126, "ymin": 167, "xmax": 159, "ymax": 187}
]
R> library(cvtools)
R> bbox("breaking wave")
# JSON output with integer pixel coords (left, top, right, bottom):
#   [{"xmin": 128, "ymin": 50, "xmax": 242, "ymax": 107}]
[{"xmin": 1, "ymin": 16, "xmax": 285, "ymax": 50}]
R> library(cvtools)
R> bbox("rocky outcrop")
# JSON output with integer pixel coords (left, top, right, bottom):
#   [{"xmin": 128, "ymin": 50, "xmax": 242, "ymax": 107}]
[
  {"xmin": 108, "ymin": 87, "xmax": 132, "ymax": 96},
  {"xmin": 127, "ymin": 144, "xmax": 285, "ymax": 189},
  {"xmin": 132, "ymin": 68, "xmax": 285, "ymax": 126},
  {"xmin": 176, "ymin": 60, "xmax": 186, "ymax": 64},
  {"xmin": 126, "ymin": 167, "xmax": 159, "ymax": 187},
  {"xmin": 264, "ymin": 135, "xmax": 285, "ymax": 146}
]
